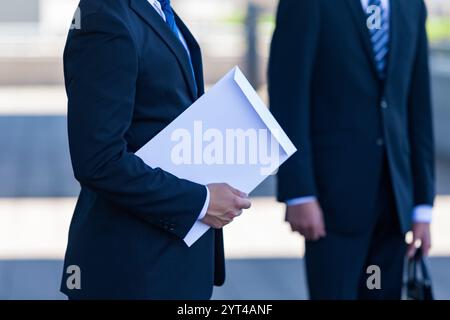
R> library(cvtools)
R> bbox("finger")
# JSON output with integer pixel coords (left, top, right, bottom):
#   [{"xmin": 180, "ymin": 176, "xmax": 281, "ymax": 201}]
[
  {"xmin": 230, "ymin": 210, "xmax": 243, "ymax": 217},
  {"xmin": 208, "ymin": 217, "xmax": 222, "ymax": 229},
  {"xmin": 289, "ymin": 221, "xmax": 300, "ymax": 233},
  {"xmin": 291, "ymin": 223, "xmax": 302, "ymax": 234},
  {"xmin": 235, "ymin": 196, "xmax": 251, "ymax": 210},
  {"xmin": 230, "ymin": 187, "xmax": 248, "ymax": 198},
  {"xmin": 407, "ymin": 242, "xmax": 417, "ymax": 258},
  {"xmin": 423, "ymin": 244, "xmax": 431, "ymax": 257},
  {"xmin": 302, "ymin": 227, "xmax": 314, "ymax": 241},
  {"xmin": 422, "ymin": 236, "xmax": 432, "ymax": 256},
  {"xmin": 222, "ymin": 220, "xmax": 232, "ymax": 227},
  {"xmin": 201, "ymin": 216, "xmax": 213, "ymax": 228},
  {"xmin": 306, "ymin": 226, "xmax": 317, "ymax": 241},
  {"xmin": 217, "ymin": 217, "xmax": 230, "ymax": 228},
  {"xmin": 225, "ymin": 211, "xmax": 239, "ymax": 220},
  {"xmin": 305, "ymin": 233, "xmax": 316, "ymax": 241},
  {"xmin": 407, "ymin": 230, "xmax": 418, "ymax": 258},
  {"xmin": 210, "ymin": 221, "xmax": 221, "ymax": 229},
  {"xmin": 318, "ymin": 222, "xmax": 327, "ymax": 238},
  {"xmin": 214, "ymin": 212, "xmax": 232, "ymax": 223},
  {"xmin": 218, "ymin": 215, "xmax": 233, "ymax": 224},
  {"xmin": 310, "ymin": 226, "xmax": 321, "ymax": 242}
]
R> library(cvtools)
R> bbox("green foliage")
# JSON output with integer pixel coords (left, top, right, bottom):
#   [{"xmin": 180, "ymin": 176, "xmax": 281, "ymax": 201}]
[
  {"xmin": 427, "ymin": 18, "xmax": 450, "ymax": 43},
  {"xmin": 221, "ymin": 11, "xmax": 450, "ymax": 44}
]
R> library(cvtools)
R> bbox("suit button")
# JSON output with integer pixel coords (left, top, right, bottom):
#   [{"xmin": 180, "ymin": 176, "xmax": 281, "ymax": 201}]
[
  {"xmin": 376, "ymin": 138, "xmax": 384, "ymax": 146},
  {"xmin": 380, "ymin": 100, "xmax": 388, "ymax": 109}
]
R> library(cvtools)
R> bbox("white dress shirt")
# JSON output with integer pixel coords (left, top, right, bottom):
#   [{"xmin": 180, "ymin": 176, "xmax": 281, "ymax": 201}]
[
  {"xmin": 148, "ymin": 0, "xmax": 209, "ymax": 228},
  {"xmin": 361, "ymin": 0, "xmax": 390, "ymax": 14},
  {"xmin": 148, "ymin": 0, "xmax": 191, "ymax": 54},
  {"xmin": 286, "ymin": 0, "xmax": 433, "ymax": 224}
]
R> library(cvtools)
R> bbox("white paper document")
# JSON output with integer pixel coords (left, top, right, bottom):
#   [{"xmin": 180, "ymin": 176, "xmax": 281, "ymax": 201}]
[{"xmin": 136, "ymin": 67, "xmax": 297, "ymax": 246}]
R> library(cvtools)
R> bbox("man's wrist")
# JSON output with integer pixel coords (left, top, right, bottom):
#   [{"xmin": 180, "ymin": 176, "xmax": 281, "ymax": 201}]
[{"xmin": 286, "ymin": 196, "xmax": 317, "ymax": 207}]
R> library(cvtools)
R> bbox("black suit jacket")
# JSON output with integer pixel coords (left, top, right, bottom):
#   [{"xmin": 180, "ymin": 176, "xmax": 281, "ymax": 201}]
[
  {"xmin": 269, "ymin": 0, "xmax": 435, "ymax": 234},
  {"xmin": 61, "ymin": 0, "xmax": 224, "ymax": 299}
]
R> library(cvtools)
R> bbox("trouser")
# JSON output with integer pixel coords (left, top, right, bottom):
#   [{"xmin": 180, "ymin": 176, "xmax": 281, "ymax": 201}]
[{"xmin": 305, "ymin": 157, "xmax": 407, "ymax": 300}]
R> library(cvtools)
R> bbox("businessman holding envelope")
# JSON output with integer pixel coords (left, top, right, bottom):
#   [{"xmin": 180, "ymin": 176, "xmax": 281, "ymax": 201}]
[{"xmin": 61, "ymin": 0, "xmax": 251, "ymax": 299}]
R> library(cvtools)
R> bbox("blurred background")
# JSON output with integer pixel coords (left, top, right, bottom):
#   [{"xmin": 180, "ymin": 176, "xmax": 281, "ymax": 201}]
[{"xmin": 0, "ymin": 0, "xmax": 449, "ymax": 299}]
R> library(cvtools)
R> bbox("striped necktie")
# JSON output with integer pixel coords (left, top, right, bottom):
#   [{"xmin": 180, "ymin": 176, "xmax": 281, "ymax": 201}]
[
  {"xmin": 367, "ymin": 0, "xmax": 390, "ymax": 78},
  {"xmin": 157, "ymin": 0, "xmax": 198, "ymax": 96}
]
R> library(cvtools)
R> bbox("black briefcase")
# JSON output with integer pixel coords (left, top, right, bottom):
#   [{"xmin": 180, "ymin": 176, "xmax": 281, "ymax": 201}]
[{"xmin": 405, "ymin": 248, "xmax": 434, "ymax": 300}]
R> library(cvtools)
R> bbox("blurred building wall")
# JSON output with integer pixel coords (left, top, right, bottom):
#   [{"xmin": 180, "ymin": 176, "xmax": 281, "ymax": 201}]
[
  {"xmin": 0, "ymin": 0, "xmax": 40, "ymax": 23},
  {"xmin": 0, "ymin": 0, "xmax": 449, "ymax": 155}
]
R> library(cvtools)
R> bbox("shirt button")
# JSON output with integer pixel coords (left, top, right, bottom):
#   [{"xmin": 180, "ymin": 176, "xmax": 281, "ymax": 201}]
[
  {"xmin": 376, "ymin": 138, "xmax": 385, "ymax": 146},
  {"xmin": 380, "ymin": 100, "xmax": 388, "ymax": 109}
]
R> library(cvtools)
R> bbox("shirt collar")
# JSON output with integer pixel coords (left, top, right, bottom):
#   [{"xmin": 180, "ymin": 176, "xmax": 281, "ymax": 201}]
[
  {"xmin": 361, "ymin": 0, "xmax": 389, "ymax": 11},
  {"xmin": 148, "ymin": 0, "xmax": 166, "ymax": 21}
]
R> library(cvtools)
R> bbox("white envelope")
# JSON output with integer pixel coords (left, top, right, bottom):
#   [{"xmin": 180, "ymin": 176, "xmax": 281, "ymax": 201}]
[{"xmin": 136, "ymin": 66, "xmax": 297, "ymax": 246}]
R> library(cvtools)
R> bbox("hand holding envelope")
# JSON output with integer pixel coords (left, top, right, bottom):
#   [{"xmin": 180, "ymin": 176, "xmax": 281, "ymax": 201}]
[
  {"xmin": 136, "ymin": 67, "xmax": 297, "ymax": 246},
  {"xmin": 202, "ymin": 183, "xmax": 251, "ymax": 229}
]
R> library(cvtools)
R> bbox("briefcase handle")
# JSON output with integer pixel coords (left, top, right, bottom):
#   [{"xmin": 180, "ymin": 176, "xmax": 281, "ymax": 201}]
[{"xmin": 406, "ymin": 248, "xmax": 434, "ymax": 300}]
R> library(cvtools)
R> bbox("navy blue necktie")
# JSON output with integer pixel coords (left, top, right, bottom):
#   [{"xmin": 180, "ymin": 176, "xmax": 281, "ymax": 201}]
[
  {"xmin": 367, "ymin": 0, "xmax": 389, "ymax": 78},
  {"xmin": 157, "ymin": 0, "xmax": 198, "ymax": 95}
]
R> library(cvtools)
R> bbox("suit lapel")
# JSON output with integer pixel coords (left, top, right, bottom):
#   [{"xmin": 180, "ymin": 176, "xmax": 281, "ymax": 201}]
[
  {"xmin": 129, "ymin": 0, "xmax": 197, "ymax": 99},
  {"xmin": 345, "ymin": 0, "xmax": 379, "ymax": 78},
  {"xmin": 175, "ymin": 13, "xmax": 205, "ymax": 96}
]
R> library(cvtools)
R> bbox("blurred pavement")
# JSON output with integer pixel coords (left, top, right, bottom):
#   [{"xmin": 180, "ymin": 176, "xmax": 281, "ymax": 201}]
[
  {"xmin": 2, "ymin": 257, "xmax": 450, "ymax": 300},
  {"xmin": 0, "ymin": 196, "xmax": 450, "ymax": 299}
]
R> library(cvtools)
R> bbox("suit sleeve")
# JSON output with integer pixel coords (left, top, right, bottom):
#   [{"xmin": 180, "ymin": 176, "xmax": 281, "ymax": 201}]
[
  {"xmin": 268, "ymin": 0, "xmax": 320, "ymax": 201},
  {"xmin": 408, "ymin": 1, "xmax": 435, "ymax": 207},
  {"xmin": 65, "ymin": 10, "xmax": 206, "ymax": 240}
]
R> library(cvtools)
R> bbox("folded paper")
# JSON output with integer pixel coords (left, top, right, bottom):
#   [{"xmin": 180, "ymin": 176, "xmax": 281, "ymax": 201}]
[{"xmin": 136, "ymin": 66, "xmax": 297, "ymax": 246}]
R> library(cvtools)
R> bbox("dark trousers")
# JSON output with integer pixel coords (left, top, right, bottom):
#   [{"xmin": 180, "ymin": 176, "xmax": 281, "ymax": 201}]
[{"xmin": 305, "ymin": 157, "xmax": 407, "ymax": 300}]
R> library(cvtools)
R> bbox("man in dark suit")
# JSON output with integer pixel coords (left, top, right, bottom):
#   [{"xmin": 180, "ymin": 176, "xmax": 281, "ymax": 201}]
[
  {"xmin": 269, "ymin": 0, "xmax": 435, "ymax": 299},
  {"xmin": 61, "ymin": 0, "xmax": 251, "ymax": 299}
]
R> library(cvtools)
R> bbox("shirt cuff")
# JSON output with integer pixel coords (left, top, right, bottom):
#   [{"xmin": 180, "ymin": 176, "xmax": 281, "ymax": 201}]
[
  {"xmin": 286, "ymin": 199, "xmax": 433, "ymax": 223},
  {"xmin": 286, "ymin": 196, "xmax": 317, "ymax": 206},
  {"xmin": 182, "ymin": 186, "xmax": 210, "ymax": 247},
  {"xmin": 197, "ymin": 186, "xmax": 210, "ymax": 221},
  {"xmin": 413, "ymin": 204, "xmax": 433, "ymax": 223}
]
